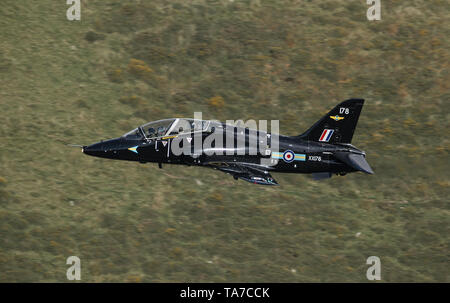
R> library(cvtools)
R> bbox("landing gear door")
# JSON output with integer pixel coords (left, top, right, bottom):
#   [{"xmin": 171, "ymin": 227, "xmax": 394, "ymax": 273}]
[
  {"xmin": 154, "ymin": 138, "xmax": 170, "ymax": 162},
  {"xmin": 163, "ymin": 138, "xmax": 171, "ymax": 160}
]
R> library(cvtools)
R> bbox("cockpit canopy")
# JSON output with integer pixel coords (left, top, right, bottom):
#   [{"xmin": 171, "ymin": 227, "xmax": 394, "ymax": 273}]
[
  {"xmin": 123, "ymin": 118, "xmax": 219, "ymax": 140},
  {"xmin": 141, "ymin": 119, "xmax": 177, "ymax": 138}
]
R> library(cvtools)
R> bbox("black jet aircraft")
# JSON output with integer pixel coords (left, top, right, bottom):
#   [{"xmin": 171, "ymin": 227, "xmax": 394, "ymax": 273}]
[{"xmin": 76, "ymin": 99, "xmax": 373, "ymax": 185}]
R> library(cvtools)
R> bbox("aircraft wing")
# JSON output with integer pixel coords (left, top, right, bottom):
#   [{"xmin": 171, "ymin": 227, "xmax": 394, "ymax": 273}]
[{"xmin": 206, "ymin": 162, "xmax": 278, "ymax": 186}]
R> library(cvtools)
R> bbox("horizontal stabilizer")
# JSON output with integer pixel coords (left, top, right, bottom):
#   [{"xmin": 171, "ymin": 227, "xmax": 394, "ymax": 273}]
[{"xmin": 334, "ymin": 152, "xmax": 374, "ymax": 174}]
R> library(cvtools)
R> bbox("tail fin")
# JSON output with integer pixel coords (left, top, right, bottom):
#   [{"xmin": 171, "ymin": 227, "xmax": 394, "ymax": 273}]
[{"xmin": 298, "ymin": 99, "xmax": 365, "ymax": 144}]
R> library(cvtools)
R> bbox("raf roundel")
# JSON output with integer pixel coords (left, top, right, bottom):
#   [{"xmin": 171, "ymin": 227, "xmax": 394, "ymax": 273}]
[{"xmin": 282, "ymin": 150, "xmax": 295, "ymax": 163}]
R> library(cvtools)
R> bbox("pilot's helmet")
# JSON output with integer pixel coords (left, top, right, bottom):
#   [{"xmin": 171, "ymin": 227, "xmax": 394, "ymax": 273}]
[{"xmin": 157, "ymin": 126, "xmax": 165, "ymax": 135}]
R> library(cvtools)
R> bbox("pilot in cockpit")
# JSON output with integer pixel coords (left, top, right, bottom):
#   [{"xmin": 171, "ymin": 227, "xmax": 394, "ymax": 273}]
[
  {"xmin": 156, "ymin": 126, "xmax": 166, "ymax": 137},
  {"xmin": 147, "ymin": 127, "xmax": 156, "ymax": 138}
]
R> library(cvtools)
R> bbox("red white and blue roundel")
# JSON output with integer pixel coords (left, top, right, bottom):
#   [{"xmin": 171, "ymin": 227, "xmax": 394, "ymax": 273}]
[
  {"xmin": 283, "ymin": 150, "xmax": 295, "ymax": 163},
  {"xmin": 271, "ymin": 151, "xmax": 306, "ymax": 162}
]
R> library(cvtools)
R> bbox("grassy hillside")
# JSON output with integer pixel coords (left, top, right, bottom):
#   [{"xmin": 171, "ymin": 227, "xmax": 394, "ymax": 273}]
[{"xmin": 0, "ymin": 0, "xmax": 448, "ymax": 282}]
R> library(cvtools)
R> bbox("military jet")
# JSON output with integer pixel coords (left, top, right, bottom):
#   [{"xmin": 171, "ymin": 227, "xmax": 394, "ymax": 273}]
[{"xmin": 76, "ymin": 99, "xmax": 373, "ymax": 185}]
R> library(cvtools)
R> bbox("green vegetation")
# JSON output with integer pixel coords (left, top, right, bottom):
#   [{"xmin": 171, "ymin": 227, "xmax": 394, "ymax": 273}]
[{"xmin": 0, "ymin": 0, "xmax": 448, "ymax": 282}]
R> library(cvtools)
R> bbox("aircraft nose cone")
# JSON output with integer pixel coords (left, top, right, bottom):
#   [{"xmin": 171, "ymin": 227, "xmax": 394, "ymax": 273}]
[{"xmin": 83, "ymin": 142, "xmax": 105, "ymax": 156}]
